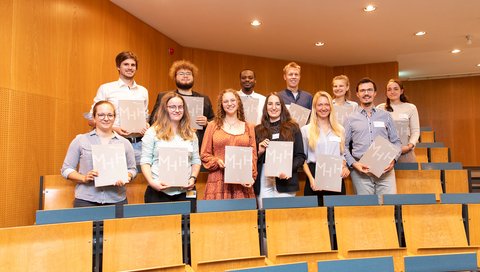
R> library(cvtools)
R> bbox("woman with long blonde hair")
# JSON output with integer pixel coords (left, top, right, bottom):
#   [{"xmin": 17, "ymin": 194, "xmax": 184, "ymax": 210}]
[{"xmin": 301, "ymin": 91, "xmax": 350, "ymax": 206}]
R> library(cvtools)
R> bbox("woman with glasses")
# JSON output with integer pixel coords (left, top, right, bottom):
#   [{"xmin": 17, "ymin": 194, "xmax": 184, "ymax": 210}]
[
  {"xmin": 201, "ymin": 89, "xmax": 257, "ymax": 199},
  {"xmin": 141, "ymin": 92, "xmax": 200, "ymax": 204},
  {"xmin": 377, "ymin": 79, "xmax": 420, "ymax": 162},
  {"xmin": 301, "ymin": 91, "xmax": 350, "ymax": 206},
  {"xmin": 254, "ymin": 93, "xmax": 306, "ymax": 208},
  {"xmin": 61, "ymin": 101, "xmax": 137, "ymax": 207}
]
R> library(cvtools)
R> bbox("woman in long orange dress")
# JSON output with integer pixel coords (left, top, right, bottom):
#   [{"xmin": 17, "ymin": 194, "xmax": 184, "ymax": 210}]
[{"xmin": 200, "ymin": 88, "xmax": 257, "ymax": 199}]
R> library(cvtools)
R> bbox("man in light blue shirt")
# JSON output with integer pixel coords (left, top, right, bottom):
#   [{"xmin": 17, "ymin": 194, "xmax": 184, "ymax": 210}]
[{"xmin": 344, "ymin": 78, "xmax": 401, "ymax": 200}]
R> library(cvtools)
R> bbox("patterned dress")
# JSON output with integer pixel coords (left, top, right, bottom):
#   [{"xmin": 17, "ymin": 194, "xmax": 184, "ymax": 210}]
[{"xmin": 201, "ymin": 121, "xmax": 257, "ymax": 199}]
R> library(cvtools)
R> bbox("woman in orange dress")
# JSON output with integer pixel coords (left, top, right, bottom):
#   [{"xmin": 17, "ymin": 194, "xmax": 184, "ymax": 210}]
[{"xmin": 200, "ymin": 88, "xmax": 257, "ymax": 199}]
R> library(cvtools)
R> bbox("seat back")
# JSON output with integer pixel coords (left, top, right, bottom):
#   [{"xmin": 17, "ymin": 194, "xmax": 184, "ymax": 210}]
[
  {"xmin": 225, "ymin": 262, "xmax": 308, "ymax": 272},
  {"xmin": 441, "ymin": 193, "xmax": 480, "ymax": 204},
  {"xmin": 420, "ymin": 162, "xmax": 462, "ymax": 170},
  {"xmin": 122, "ymin": 201, "xmax": 190, "ymax": 218},
  {"xmin": 383, "ymin": 194, "xmax": 437, "ymax": 205},
  {"xmin": 420, "ymin": 131, "xmax": 435, "ymax": 143},
  {"xmin": 36, "ymin": 205, "xmax": 116, "ymax": 224},
  {"xmin": 334, "ymin": 205, "xmax": 400, "ymax": 256},
  {"xmin": 262, "ymin": 196, "xmax": 317, "ymax": 209},
  {"xmin": 444, "ymin": 169, "xmax": 470, "ymax": 193},
  {"xmin": 196, "ymin": 198, "xmax": 257, "ymax": 212},
  {"xmin": 403, "ymin": 252, "xmax": 477, "ymax": 272},
  {"xmin": 265, "ymin": 207, "xmax": 331, "ymax": 262},
  {"xmin": 467, "ymin": 203, "xmax": 480, "ymax": 246},
  {"xmin": 189, "ymin": 209, "xmax": 261, "ymax": 270},
  {"xmin": 41, "ymin": 175, "xmax": 75, "ymax": 210},
  {"xmin": 317, "ymin": 256, "xmax": 394, "ymax": 272},
  {"xmin": 414, "ymin": 147, "xmax": 428, "ymax": 163},
  {"xmin": 0, "ymin": 221, "xmax": 92, "ymax": 271},
  {"xmin": 395, "ymin": 170, "xmax": 442, "ymax": 199},
  {"xmin": 429, "ymin": 147, "xmax": 450, "ymax": 163},
  {"xmin": 125, "ymin": 173, "xmax": 149, "ymax": 204},
  {"xmin": 102, "ymin": 215, "xmax": 184, "ymax": 272},
  {"xmin": 324, "ymin": 195, "xmax": 379, "ymax": 207},
  {"xmin": 402, "ymin": 204, "xmax": 469, "ymax": 254}
]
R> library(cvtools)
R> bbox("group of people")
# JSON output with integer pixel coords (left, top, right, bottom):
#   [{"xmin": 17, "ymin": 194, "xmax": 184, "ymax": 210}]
[{"xmin": 61, "ymin": 51, "xmax": 420, "ymax": 208}]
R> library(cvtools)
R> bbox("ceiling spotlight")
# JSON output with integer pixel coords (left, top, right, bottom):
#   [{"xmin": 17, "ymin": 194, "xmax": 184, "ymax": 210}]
[
  {"xmin": 250, "ymin": 19, "xmax": 261, "ymax": 27},
  {"xmin": 466, "ymin": 35, "xmax": 473, "ymax": 45},
  {"xmin": 364, "ymin": 5, "xmax": 376, "ymax": 12},
  {"xmin": 477, "ymin": 64, "xmax": 480, "ymax": 67},
  {"xmin": 415, "ymin": 31, "xmax": 426, "ymax": 36},
  {"xmin": 315, "ymin": 41, "xmax": 325, "ymax": 47},
  {"xmin": 451, "ymin": 49, "xmax": 461, "ymax": 54}
]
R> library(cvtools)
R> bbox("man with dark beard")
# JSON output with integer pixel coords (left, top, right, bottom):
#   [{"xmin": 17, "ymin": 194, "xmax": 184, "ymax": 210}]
[{"xmin": 149, "ymin": 60, "xmax": 214, "ymax": 148}]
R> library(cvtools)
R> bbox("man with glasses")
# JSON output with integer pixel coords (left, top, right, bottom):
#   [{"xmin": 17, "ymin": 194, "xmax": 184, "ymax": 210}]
[
  {"xmin": 149, "ymin": 60, "xmax": 214, "ymax": 149},
  {"xmin": 344, "ymin": 77, "xmax": 401, "ymax": 201},
  {"xmin": 88, "ymin": 51, "xmax": 149, "ymax": 166}
]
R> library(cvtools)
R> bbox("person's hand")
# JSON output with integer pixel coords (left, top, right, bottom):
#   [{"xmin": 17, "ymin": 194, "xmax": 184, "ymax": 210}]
[
  {"xmin": 153, "ymin": 181, "xmax": 171, "ymax": 191},
  {"xmin": 114, "ymin": 180, "xmax": 127, "ymax": 186},
  {"xmin": 217, "ymin": 159, "xmax": 225, "ymax": 169},
  {"xmin": 242, "ymin": 178, "xmax": 255, "ymax": 188},
  {"xmin": 401, "ymin": 144, "xmax": 413, "ymax": 154},
  {"xmin": 183, "ymin": 177, "xmax": 196, "ymax": 190},
  {"xmin": 258, "ymin": 139, "xmax": 270, "ymax": 155},
  {"xmin": 113, "ymin": 127, "xmax": 130, "ymax": 136},
  {"xmin": 83, "ymin": 170, "xmax": 98, "ymax": 183},
  {"xmin": 308, "ymin": 177, "xmax": 318, "ymax": 191},
  {"xmin": 352, "ymin": 162, "xmax": 369, "ymax": 174},
  {"xmin": 341, "ymin": 166, "xmax": 350, "ymax": 178},
  {"xmin": 278, "ymin": 172, "xmax": 290, "ymax": 180},
  {"xmin": 196, "ymin": 116, "xmax": 208, "ymax": 127},
  {"xmin": 139, "ymin": 122, "xmax": 150, "ymax": 135},
  {"xmin": 384, "ymin": 159, "xmax": 395, "ymax": 173}
]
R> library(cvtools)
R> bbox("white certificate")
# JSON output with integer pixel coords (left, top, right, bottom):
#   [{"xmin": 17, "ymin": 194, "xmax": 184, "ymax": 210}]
[
  {"xmin": 91, "ymin": 144, "xmax": 129, "ymax": 187},
  {"xmin": 394, "ymin": 120, "xmax": 410, "ymax": 146},
  {"xmin": 224, "ymin": 146, "xmax": 253, "ymax": 184},
  {"xmin": 288, "ymin": 103, "xmax": 311, "ymax": 128},
  {"xmin": 157, "ymin": 147, "xmax": 190, "ymax": 187},
  {"xmin": 359, "ymin": 136, "xmax": 401, "ymax": 178},
  {"xmin": 264, "ymin": 141, "xmax": 293, "ymax": 177},
  {"xmin": 118, "ymin": 100, "xmax": 146, "ymax": 133},
  {"xmin": 183, "ymin": 96, "xmax": 204, "ymax": 130},
  {"xmin": 334, "ymin": 105, "xmax": 355, "ymax": 126},
  {"xmin": 315, "ymin": 154, "xmax": 343, "ymax": 192},
  {"xmin": 240, "ymin": 96, "xmax": 260, "ymax": 125}
]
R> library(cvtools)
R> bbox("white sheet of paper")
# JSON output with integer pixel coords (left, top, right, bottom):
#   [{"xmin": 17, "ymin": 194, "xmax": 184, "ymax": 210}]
[
  {"xmin": 288, "ymin": 103, "xmax": 311, "ymax": 128},
  {"xmin": 224, "ymin": 146, "xmax": 253, "ymax": 184},
  {"xmin": 394, "ymin": 120, "xmax": 410, "ymax": 146},
  {"xmin": 315, "ymin": 154, "xmax": 343, "ymax": 192},
  {"xmin": 359, "ymin": 136, "xmax": 401, "ymax": 178},
  {"xmin": 240, "ymin": 96, "xmax": 260, "ymax": 125},
  {"xmin": 157, "ymin": 147, "xmax": 190, "ymax": 187},
  {"xmin": 91, "ymin": 144, "xmax": 129, "ymax": 187},
  {"xmin": 183, "ymin": 96, "xmax": 204, "ymax": 130},
  {"xmin": 118, "ymin": 100, "xmax": 146, "ymax": 133},
  {"xmin": 264, "ymin": 141, "xmax": 293, "ymax": 177}
]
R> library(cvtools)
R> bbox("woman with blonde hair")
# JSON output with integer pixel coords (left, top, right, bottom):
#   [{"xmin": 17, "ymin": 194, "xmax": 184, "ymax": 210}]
[
  {"xmin": 201, "ymin": 88, "xmax": 257, "ymax": 199},
  {"xmin": 301, "ymin": 91, "xmax": 350, "ymax": 206},
  {"xmin": 141, "ymin": 91, "xmax": 200, "ymax": 206},
  {"xmin": 332, "ymin": 75, "xmax": 358, "ymax": 125}
]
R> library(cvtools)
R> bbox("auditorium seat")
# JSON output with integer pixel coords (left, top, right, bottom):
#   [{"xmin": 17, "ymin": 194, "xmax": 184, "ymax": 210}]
[
  {"xmin": 189, "ymin": 209, "xmax": 268, "ymax": 272},
  {"xmin": 467, "ymin": 203, "xmax": 480, "ymax": 267},
  {"xmin": 265, "ymin": 206, "xmax": 337, "ymax": 272},
  {"xmin": 444, "ymin": 169, "xmax": 470, "ymax": 193},
  {"xmin": 394, "ymin": 163, "xmax": 419, "ymax": 170},
  {"xmin": 420, "ymin": 131, "xmax": 435, "ymax": 143},
  {"xmin": 0, "ymin": 221, "xmax": 92, "ymax": 271},
  {"xmin": 414, "ymin": 147, "xmax": 428, "ymax": 163},
  {"xmin": 334, "ymin": 205, "xmax": 406, "ymax": 272},
  {"xmin": 102, "ymin": 215, "xmax": 187, "ymax": 272},
  {"xmin": 122, "ymin": 201, "xmax": 191, "ymax": 218},
  {"xmin": 420, "ymin": 162, "xmax": 462, "ymax": 170},
  {"xmin": 36, "ymin": 205, "xmax": 116, "ymax": 224},
  {"xmin": 383, "ymin": 194, "xmax": 437, "ymax": 205},
  {"xmin": 402, "ymin": 204, "xmax": 478, "ymax": 257},
  {"xmin": 196, "ymin": 198, "xmax": 257, "ymax": 213},
  {"xmin": 323, "ymin": 195, "xmax": 379, "ymax": 206},
  {"xmin": 125, "ymin": 173, "xmax": 149, "ymax": 204},
  {"xmin": 429, "ymin": 147, "xmax": 450, "ymax": 163},
  {"xmin": 317, "ymin": 256, "xmax": 395, "ymax": 272},
  {"xmin": 403, "ymin": 252, "xmax": 478, "ymax": 272},
  {"xmin": 395, "ymin": 170, "xmax": 442, "ymax": 200},
  {"xmin": 262, "ymin": 196, "xmax": 317, "ymax": 209},
  {"xmin": 416, "ymin": 142, "xmax": 444, "ymax": 148},
  {"xmin": 225, "ymin": 262, "xmax": 308, "ymax": 272}
]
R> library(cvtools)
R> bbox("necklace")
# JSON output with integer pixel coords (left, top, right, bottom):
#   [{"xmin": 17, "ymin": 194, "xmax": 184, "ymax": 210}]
[{"xmin": 225, "ymin": 120, "xmax": 238, "ymax": 129}]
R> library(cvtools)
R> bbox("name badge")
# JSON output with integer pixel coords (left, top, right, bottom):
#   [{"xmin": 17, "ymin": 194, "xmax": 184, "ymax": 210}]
[
  {"xmin": 399, "ymin": 113, "xmax": 409, "ymax": 120},
  {"xmin": 328, "ymin": 135, "xmax": 341, "ymax": 142},
  {"xmin": 373, "ymin": 121, "xmax": 385, "ymax": 128},
  {"xmin": 272, "ymin": 133, "xmax": 280, "ymax": 140}
]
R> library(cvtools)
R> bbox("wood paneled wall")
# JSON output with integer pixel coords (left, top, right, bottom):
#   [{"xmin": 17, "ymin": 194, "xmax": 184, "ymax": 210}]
[{"xmin": 404, "ymin": 76, "xmax": 480, "ymax": 166}]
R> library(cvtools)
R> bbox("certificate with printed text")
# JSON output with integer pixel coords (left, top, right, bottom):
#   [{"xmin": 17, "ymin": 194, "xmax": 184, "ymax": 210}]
[
  {"xmin": 157, "ymin": 147, "xmax": 190, "ymax": 187},
  {"xmin": 92, "ymin": 144, "xmax": 129, "ymax": 187},
  {"xmin": 288, "ymin": 103, "xmax": 311, "ymax": 128},
  {"xmin": 224, "ymin": 146, "xmax": 253, "ymax": 184},
  {"xmin": 359, "ymin": 136, "xmax": 401, "ymax": 178},
  {"xmin": 118, "ymin": 100, "xmax": 146, "ymax": 133},
  {"xmin": 315, "ymin": 154, "xmax": 343, "ymax": 192}
]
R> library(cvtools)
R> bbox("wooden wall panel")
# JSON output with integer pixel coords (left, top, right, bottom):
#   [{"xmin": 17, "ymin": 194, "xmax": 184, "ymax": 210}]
[{"xmin": 404, "ymin": 76, "xmax": 480, "ymax": 166}]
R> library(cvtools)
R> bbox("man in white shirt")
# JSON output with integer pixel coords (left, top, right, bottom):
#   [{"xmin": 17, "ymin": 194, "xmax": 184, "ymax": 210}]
[
  {"xmin": 88, "ymin": 51, "xmax": 149, "ymax": 165},
  {"xmin": 237, "ymin": 69, "xmax": 266, "ymax": 125}
]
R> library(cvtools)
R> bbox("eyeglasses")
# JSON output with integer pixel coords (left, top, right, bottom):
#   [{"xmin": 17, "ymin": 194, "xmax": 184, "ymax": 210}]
[
  {"xmin": 96, "ymin": 113, "xmax": 115, "ymax": 120},
  {"xmin": 177, "ymin": 72, "xmax": 192, "ymax": 77},
  {"xmin": 167, "ymin": 105, "xmax": 184, "ymax": 111},
  {"xmin": 358, "ymin": 88, "xmax": 375, "ymax": 94}
]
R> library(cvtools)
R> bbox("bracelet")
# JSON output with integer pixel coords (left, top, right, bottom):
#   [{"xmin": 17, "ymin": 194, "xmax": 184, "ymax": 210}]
[{"xmin": 189, "ymin": 176, "xmax": 197, "ymax": 181}]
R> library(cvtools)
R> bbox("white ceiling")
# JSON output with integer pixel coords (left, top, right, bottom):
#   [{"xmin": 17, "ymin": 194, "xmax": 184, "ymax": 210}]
[{"xmin": 111, "ymin": 0, "xmax": 480, "ymax": 80}]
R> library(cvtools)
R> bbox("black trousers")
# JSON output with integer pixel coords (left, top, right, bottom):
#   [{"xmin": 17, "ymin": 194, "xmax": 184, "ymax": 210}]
[
  {"xmin": 73, "ymin": 198, "xmax": 127, "ymax": 207},
  {"xmin": 304, "ymin": 163, "xmax": 346, "ymax": 206}
]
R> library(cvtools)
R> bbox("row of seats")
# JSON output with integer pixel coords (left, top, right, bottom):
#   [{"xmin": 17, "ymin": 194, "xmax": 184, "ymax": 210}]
[{"xmin": 14, "ymin": 195, "xmax": 480, "ymax": 271}]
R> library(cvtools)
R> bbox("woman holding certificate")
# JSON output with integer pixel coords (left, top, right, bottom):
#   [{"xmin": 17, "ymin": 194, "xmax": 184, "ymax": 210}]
[
  {"xmin": 201, "ymin": 89, "xmax": 257, "ymax": 199},
  {"xmin": 377, "ymin": 79, "xmax": 420, "ymax": 163},
  {"xmin": 141, "ymin": 92, "xmax": 200, "ymax": 204},
  {"xmin": 255, "ymin": 93, "xmax": 306, "ymax": 208},
  {"xmin": 61, "ymin": 101, "xmax": 137, "ymax": 207},
  {"xmin": 332, "ymin": 75, "xmax": 358, "ymax": 125},
  {"xmin": 301, "ymin": 91, "xmax": 350, "ymax": 206}
]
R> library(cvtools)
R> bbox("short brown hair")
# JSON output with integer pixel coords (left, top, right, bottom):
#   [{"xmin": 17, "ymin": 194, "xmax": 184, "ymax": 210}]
[
  {"xmin": 115, "ymin": 51, "xmax": 138, "ymax": 68},
  {"xmin": 169, "ymin": 60, "xmax": 199, "ymax": 79}
]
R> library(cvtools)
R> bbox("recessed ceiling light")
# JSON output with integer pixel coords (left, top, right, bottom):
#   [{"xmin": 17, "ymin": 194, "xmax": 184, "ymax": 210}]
[
  {"xmin": 415, "ymin": 31, "xmax": 426, "ymax": 36},
  {"xmin": 250, "ymin": 19, "xmax": 261, "ymax": 27},
  {"xmin": 477, "ymin": 63, "xmax": 480, "ymax": 67},
  {"xmin": 364, "ymin": 5, "xmax": 376, "ymax": 12},
  {"xmin": 315, "ymin": 41, "xmax": 325, "ymax": 47},
  {"xmin": 451, "ymin": 49, "xmax": 461, "ymax": 54}
]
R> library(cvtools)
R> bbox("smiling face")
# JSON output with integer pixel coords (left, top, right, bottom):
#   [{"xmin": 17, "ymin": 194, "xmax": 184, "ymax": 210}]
[
  {"xmin": 175, "ymin": 68, "xmax": 194, "ymax": 90},
  {"xmin": 240, "ymin": 70, "xmax": 256, "ymax": 93},
  {"xmin": 117, "ymin": 58, "xmax": 137, "ymax": 80},
  {"xmin": 94, "ymin": 103, "xmax": 116, "ymax": 132},
  {"xmin": 166, "ymin": 97, "xmax": 184, "ymax": 123},
  {"xmin": 283, "ymin": 67, "xmax": 301, "ymax": 90},
  {"xmin": 386, "ymin": 81, "xmax": 403, "ymax": 102},
  {"xmin": 222, "ymin": 91, "xmax": 238, "ymax": 116},
  {"xmin": 315, "ymin": 95, "xmax": 331, "ymax": 119},
  {"xmin": 332, "ymin": 79, "xmax": 349, "ymax": 99},
  {"xmin": 356, "ymin": 82, "xmax": 377, "ymax": 107},
  {"xmin": 266, "ymin": 95, "xmax": 282, "ymax": 122}
]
